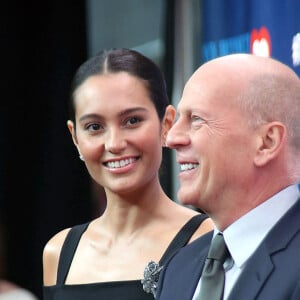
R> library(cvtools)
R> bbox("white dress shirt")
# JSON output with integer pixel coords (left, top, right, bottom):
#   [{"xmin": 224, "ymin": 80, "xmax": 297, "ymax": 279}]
[{"xmin": 192, "ymin": 184, "xmax": 300, "ymax": 300}]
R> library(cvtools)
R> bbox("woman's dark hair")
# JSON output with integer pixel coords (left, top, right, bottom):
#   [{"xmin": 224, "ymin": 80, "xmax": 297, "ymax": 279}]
[{"xmin": 69, "ymin": 48, "xmax": 169, "ymax": 125}]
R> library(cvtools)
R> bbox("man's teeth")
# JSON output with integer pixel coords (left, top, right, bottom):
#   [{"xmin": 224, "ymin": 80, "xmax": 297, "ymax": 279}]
[
  {"xmin": 180, "ymin": 163, "xmax": 198, "ymax": 171},
  {"xmin": 107, "ymin": 158, "xmax": 136, "ymax": 168}
]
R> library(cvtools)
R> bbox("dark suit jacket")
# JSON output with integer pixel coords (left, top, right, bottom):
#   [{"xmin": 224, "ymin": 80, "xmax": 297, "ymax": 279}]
[{"xmin": 156, "ymin": 198, "xmax": 300, "ymax": 300}]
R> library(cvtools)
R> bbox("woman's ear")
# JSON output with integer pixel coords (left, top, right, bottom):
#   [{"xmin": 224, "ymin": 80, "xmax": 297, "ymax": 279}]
[
  {"xmin": 161, "ymin": 105, "xmax": 176, "ymax": 146},
  {"xmin": 67, "ymin": 120, "xmax": 78, "ymax": 145},
  {"xmin": 67, "ymin": 120, "xmax": 84, "ymax": 161},
  {"xmin": 254, "ymin": 122, "xmax": 286, "ymax": 167}
]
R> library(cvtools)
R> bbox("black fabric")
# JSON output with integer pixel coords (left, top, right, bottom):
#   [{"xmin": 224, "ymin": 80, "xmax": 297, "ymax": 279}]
[
  {"xmin": 159, "ymin": 214, "xmax": 208, "ymax": 265},
  {"xmin": 44, "ymin": 214, "xmax": 208, "ymax": 299},
  {"xmin": 44, "ymin": 281, "xmax": 155, "ymax": 300},
  {"xmin": 57, "ymin": 223, "xmax": 89, "ymax": 285}
]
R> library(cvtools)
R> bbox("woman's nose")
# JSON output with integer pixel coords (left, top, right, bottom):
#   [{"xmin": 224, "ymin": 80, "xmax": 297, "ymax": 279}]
[{"xmin": 105, "ymin": 130, "xmax": 127, "ymax": 153}]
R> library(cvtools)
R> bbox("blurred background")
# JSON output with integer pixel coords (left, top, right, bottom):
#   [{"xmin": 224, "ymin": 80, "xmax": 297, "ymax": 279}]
[{"xmin": 1, "ymin": 0, "xmax": 299, "ymax": 298}]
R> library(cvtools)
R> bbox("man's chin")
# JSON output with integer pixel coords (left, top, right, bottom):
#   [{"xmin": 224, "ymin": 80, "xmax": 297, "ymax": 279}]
[{"xmin": 177, "ymin": 189, "xmax": 199, "ymax": 207}]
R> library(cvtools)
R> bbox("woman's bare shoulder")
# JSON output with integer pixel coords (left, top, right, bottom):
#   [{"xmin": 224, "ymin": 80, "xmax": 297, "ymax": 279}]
[{"xmin": 42, "ymin": 227, "xmax": 71, "ymax": 286}]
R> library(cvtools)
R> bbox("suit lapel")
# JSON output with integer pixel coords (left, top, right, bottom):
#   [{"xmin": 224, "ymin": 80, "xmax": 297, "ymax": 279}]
[
  {"xmin": 228, "ymin": 244, "xmax": 273, "ymax": 299},
  {"xmin": 228, "ymin": 198, "xmax": 300, "ymax": 299}
]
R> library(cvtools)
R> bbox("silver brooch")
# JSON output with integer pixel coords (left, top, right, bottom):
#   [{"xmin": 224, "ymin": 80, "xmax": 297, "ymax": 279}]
[{"xmin": 141, "ymin": 260, "xmax": 163, "ymax": 298}]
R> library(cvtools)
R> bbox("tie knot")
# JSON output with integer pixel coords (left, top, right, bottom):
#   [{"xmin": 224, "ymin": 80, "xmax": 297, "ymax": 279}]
[{"xmin": 207, "ymin": 233, "xmax": 229, "ymax": 262}]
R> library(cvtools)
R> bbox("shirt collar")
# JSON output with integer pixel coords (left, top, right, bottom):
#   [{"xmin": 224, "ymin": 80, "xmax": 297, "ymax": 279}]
[{"xmin": 219, "ymin": 184, "xmax": 300, "ymax": 268}]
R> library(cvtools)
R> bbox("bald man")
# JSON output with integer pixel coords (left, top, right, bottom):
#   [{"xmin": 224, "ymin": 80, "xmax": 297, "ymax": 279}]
[{"xmin": 156, "ymin": 54, "xmax": 300, "ymax": 300}]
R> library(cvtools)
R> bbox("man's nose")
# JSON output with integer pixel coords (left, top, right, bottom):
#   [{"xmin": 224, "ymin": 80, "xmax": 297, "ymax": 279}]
[{"xmin": 166, "ymin": 120, "xmax": 190, "ymax": 148}]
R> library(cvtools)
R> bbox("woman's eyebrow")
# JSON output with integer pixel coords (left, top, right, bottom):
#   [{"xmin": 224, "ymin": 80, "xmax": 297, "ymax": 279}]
[
  {"xmin": 118, "ymin": 107, "xmax": 148, "ymax": 117},
  {"xmin": 78, "ymin": 107, "xmax": 148, "ymax": 123}
]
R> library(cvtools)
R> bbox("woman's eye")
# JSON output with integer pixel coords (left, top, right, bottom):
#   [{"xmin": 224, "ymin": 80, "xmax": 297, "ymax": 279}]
[
  {"xmin": 126, "ymin": 116, "xmax": 141, "ymax": 126},
  {"xmin": 86, "ymin": 123, "xmax": 102, "ymax": 131}
]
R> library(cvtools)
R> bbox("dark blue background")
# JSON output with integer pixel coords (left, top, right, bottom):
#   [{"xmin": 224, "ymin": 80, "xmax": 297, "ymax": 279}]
[{"xmin": 201, "ymin": 0, "xmax": 300, "ymax": 76}]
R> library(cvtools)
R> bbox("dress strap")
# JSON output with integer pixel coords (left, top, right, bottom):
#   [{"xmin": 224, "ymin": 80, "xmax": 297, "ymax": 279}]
[
  {"xmin": 159, "ymin": 213, "xmax": 208, "ymax": 265},
  {"xmin": 56, "ymin": 222, "xmax": 90, "ymax": 284}
]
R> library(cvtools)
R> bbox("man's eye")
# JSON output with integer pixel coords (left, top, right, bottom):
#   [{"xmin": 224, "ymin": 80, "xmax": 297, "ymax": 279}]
[
  {"xmin": 191, "ymin": 115, "xmax": 203, "ymax": 122},
  {"xmin": 191, "ymin": 115, "xmax": 205, "ymax": 128}
]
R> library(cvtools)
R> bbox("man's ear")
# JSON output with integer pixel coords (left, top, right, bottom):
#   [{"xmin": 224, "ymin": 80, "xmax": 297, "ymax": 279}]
[
  {"xmin": 161, "ymin": 105, "xmax": 176, "ymax": 146},
  {"xmin": 254, "ymin": 122, "xmax": 286, "ymax": 167}
]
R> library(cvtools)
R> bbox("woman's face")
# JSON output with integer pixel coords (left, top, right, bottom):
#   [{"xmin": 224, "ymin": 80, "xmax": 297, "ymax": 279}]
[{"xmin": 68, "ymin": 72, "xmax": 168, "ymax": 196}]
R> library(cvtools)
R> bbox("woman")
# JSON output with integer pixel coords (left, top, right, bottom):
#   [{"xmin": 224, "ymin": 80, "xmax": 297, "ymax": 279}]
[{"xmin": 42, "ymin": 48, "xmax": 213, "ymax": 299}]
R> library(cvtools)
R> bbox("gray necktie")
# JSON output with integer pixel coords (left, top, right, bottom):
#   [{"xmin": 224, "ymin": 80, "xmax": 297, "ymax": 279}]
[{"xmin": 197, "ymin": 233, "xmax": 229, "ymax": 300}]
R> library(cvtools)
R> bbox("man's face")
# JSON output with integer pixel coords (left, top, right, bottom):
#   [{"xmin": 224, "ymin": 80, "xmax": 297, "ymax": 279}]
[{"xmin": 166, "ymin": 67, "xmax": 257, "ymax": 214}]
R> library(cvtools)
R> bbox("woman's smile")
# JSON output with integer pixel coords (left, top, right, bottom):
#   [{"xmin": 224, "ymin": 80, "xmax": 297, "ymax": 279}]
[{"xmin": 104, "ymin": 157, "xmax": 138, "ymax": 169}]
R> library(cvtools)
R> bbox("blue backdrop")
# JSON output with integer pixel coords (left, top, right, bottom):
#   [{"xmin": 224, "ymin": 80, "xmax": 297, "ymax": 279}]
[{"xmin": 201, "ymin": 0, "xmax": 300, "ymax": 76}]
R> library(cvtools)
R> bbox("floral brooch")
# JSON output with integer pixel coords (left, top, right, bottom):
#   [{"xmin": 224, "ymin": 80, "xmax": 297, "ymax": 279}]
[{"xmin": 141, "ymin": 260, "xmax": 163, "ymax": 298}]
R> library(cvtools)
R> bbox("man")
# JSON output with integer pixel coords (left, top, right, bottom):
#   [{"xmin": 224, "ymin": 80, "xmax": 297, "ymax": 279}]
[{"xmin": 156, "ymin": 54, "xmax": 300, "ymax": 300}]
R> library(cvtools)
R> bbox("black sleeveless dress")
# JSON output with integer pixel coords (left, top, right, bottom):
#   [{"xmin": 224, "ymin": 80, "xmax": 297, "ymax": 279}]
[{"xmin": 43, "ymin": 214, "xmax": 208, "ymax": 300}]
